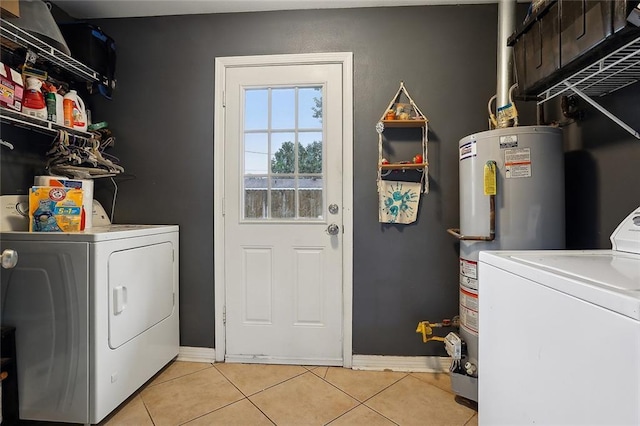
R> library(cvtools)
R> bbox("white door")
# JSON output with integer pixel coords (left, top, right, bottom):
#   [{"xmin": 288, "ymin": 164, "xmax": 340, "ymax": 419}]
[{"xmin": 217, "ymin": 54, "xmax": 351, "ymax": 365}]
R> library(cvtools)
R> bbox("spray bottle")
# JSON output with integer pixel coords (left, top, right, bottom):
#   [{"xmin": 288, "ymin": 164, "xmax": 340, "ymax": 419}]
[{"xmin": 22, "ymin": 77, "xmax": 47, "ymax": 119}]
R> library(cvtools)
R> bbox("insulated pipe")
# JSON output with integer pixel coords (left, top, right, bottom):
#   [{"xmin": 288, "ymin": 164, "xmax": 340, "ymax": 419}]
[{"xmin": 496, "ymin": 0, "xmax": 516, "ymax": 109}]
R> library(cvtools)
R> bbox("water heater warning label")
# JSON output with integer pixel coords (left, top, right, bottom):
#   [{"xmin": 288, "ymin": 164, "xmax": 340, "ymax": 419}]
[
  {"xmin": 460, "ymin": 258, "xmax": 478, "ymax": 290},
  {"xmin": 460, "ymin": 258, "xmax": 479, "ymax": 335},
  {"xmin": 504, "ymin": 147, "xmax": 531, "ymax": 179},
  {"xmin": 460, "ymin": 287, "xmax": 479, "ymax": 335}
]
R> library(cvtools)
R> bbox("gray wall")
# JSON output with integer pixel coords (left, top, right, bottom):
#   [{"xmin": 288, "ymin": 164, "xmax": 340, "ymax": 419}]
[
  {"xmin": 87, "ymin": 5, "xmax": 504, "ymax": 354},
  {"xmin": 556, "ymin": 82, "xmax": 640, "ymax": 249},
  {"xmin": 3, "ymin": 4, "xmax": 638, "ymax": 355}
]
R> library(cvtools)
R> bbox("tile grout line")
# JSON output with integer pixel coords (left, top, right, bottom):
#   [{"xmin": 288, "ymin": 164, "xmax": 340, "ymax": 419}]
[
  {"xmin": 171, "ymin": 364, "xmax": 251, "ymax": 426},
  {"xmin": 144, "ymin": 362, "xmax": 241, "ymax": 425},
  {"xmin": 137, "ymin": 390, "xmax": 158, "ymax": 426},
  {"xmin": 362, "ymin": 374, "xmax": 477, "ymax": 425},
  {"xmin": 321, "ymin": 401, "xmax": 399, "ymax": 426},
  {"xmin": 138, "ymin": 361, "xmax": 466, "ymax": 426},
  {"xmin": 245, "ymin": 395, "xmax": 278, "ymax": 425},
  {"xmin": 362, "ymin": 373, "xmax": 432, "ymax": 426},
  {"xmin": 213, "ymin": 363, "xmax": 310, "ymax": 398},
  {"xmin": 322, "ymin": 367, "xmax": 409, "ymax": 404},
  {"xmin": 311, "ymin": 367, "xmax": 406, "ymax": 425},
  {"xmin": 145, "ymin": 362, "xmax": 216, "ymax": 388},
  {"xmin": 464, "ymin": 412, "xmax": 478, "ymax": 426},
  {"xmin": 210, "ymin": 364, "xmax": 312, "ymax": 425},
  {"xmin": 338, "ymin": 371, "xmax": 408, "ymax": 425}
]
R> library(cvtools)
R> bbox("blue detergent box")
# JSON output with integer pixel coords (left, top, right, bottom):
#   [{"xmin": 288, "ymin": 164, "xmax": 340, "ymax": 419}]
[{"xmin": 29, "ymin": 186, "xmax": 85, "ymax": 232}]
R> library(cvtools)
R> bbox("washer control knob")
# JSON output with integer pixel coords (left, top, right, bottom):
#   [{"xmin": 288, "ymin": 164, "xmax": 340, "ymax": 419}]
[{"xmin": 1, "ymin": 249, "xmax": 18, "ymax": 269}]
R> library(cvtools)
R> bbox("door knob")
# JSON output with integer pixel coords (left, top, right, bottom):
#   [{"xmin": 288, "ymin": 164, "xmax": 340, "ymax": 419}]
[
  {"xmin": 1, "ymin": 249, "xmax": 18, "ymax": 269},
  {"xmin": 327, "ymin": 224, "xmax": 340, "ymax": 235}
]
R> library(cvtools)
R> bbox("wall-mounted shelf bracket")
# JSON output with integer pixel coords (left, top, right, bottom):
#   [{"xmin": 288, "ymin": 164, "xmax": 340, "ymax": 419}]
[
  {"xmin": 537, "ymin": 35, "xmax": 640, "ymax": 140},
  {"xmin": 565, "ymin": 83, "xmax": 639, "ymax": 139}
]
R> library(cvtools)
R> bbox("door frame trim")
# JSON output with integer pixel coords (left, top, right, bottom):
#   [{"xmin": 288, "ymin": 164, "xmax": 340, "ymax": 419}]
[{"xmin": 213, "ymin": 52, "xmax": 354, "ymax": 367}]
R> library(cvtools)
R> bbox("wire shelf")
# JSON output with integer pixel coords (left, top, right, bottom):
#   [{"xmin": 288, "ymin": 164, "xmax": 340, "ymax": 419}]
[
  {"xmin": 537, "ymin": 35, "xmax": 640, "ymax": 139},
  {"xmin": 0, "ymin": 107, "xmax": 94, "ymax": 140},
  {"xmin": 0, "ymin": 18, "xmax": 102, "ymax": 84},
  {"xmin": 538, "ymin": 36, "xmax": 640, "ymax": 102}
]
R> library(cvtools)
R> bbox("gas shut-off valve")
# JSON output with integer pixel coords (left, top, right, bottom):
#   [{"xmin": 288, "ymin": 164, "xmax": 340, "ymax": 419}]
[{"xmin": 415, "ymin": 317, "xmax": 459, "ymax": 343}]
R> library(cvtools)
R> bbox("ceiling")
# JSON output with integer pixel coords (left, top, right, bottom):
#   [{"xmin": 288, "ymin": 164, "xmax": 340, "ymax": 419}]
[{"xmin": 53, "ymin": 0, "xmax": 501, "ymax": 19}]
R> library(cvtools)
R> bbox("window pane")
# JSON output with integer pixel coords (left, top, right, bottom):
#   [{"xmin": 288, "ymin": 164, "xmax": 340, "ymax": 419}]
[
  {"xmin": 270, "ymin": 177, "xmax": 295, "ymax": 218},
  {"xmin": 244, "ymin": 133, "xmax": 268, "ymax": 174},
  {"xmin": 245, "ymin": 89, "xmax": 268, "ymax": 130},
  {"xmin": 298, "ymin": 176, "xmax": 323, "ymax": 219},
  {"xmin": 298, "ymin": 132, "xmax": 323, "ymax": 174},
  {"xmin": 244, "ymin": 177, "xmax": 268, "ymax": 219},
  {"xmin": 271, "ymin": 88, "xmax": 295, "ymax": 129},
  {"xmin": 298, "ymin": 87, "xmax": 322, "ymax": 129},
  {"xmin": 271, "ymin": 132, "xmax": 296, "ymax": 174}
]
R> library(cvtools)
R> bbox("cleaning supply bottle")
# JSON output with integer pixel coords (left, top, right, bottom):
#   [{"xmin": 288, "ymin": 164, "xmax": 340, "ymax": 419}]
[
  {"xmin": 22, "ymin": 77, "xmax": 47, "ymax": 120},
  {"xmin": 55, "ymin": 90, "xmax": 64, "ymax": 126},
  {"xmin": 63, "ymin": 89, "xmax": 87, "ymax": 131},
  {"xmin": 44, "ymin": 84, "xmax": 65, "ymax": 125}
]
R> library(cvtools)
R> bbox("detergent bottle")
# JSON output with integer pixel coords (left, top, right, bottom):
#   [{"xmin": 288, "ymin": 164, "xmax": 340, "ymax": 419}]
[
  {"xmin": 22, "ymin": 77, "xmax": 47, "ymax": 120},
  {"xmin": 63, "ymin": 89, "xmax": 87, "ymax": 131}
]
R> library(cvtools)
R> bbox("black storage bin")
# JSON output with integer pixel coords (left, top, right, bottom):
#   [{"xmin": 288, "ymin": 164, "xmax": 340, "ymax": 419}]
[
  {"xmin": 560, "ymin": 0, "xmax": 614, "ymax": 67},
  {"xmin": 558, "ymin": 0, "xmax": 640, "ymax": 82},
  {"xmin": 509, "ymin": 0, "xmax": 640, "ymax": 96},
  {"xmin": 524, "ymin": 1, "xmax": 561, "ymax": 95},
  {"xmin": 59, "ymin": 23, "xmax": 116, "ymax": 98},
  {"xmin": 510, "ymin": 0, "xmax": 561, "ymax": 95}
]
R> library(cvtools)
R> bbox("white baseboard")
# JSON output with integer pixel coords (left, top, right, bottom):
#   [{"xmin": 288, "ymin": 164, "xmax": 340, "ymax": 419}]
[
  {"xmin": 177, "ymin": 346, "xmax": 216, "ymax": 363},
  {"xmin": 351, "ymin": 355, "xmax": 450, "ymax": 373},
  {"xmin": 176, "ymin": 349, "xmax": 449, "ymax": 372}
]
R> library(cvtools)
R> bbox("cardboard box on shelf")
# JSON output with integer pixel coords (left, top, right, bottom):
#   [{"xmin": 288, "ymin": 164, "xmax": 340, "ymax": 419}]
[
  {"xmin": 0, "ymin": 0, "xmax": 20, "ymax": 18},
  {"xmin": 0, "ymin": 62, "xmax": 23, "ymax": 111}
]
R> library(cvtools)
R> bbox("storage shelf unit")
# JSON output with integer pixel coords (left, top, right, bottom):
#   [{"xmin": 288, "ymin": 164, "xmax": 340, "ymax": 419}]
[
  {"xmin": 380, "ymin": 162, "xmax": 428, "ymax": 170},
  {"xmin": 0, "ymin": 106, "xmax": 94, "ymax": 139},
  {"xmin": 0, "ymin": 18, "xmax": 103, "ymax": 85},
  {"xmin": 377, "ymin": 81, "xmax": 429, "ymax": 193},
  {"xmin": 0, "ymin": 18, "xmax": 124, "ymax": 178},
  {"xmin": 0, "ymin": 17, "xmax": 103, "ymax": 142},
  {"xmin": 537, "ymin": 35, "xmax": 640, "ymax": 139},
  {"xmin": 381, "ymin": 119, "xmax": 427, "ymax": 128}
]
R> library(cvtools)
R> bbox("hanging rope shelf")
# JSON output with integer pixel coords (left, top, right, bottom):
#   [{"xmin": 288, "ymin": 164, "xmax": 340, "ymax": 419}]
[{"xmin": 376, "ymin": 81, "xmax": 429, "ymax": 194}]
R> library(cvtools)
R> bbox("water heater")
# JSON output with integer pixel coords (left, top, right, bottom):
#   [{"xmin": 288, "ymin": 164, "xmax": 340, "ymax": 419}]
[{"xmin": 448, "ymin": 125, "xmax": 565, "ymax": 401}]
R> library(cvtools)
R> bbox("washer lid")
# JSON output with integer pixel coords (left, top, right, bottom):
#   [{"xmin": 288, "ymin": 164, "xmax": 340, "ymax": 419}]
[
  {"xmin": 480, "ymin": 250, "xmax": 640, "ymax": 320},
  {"xmin": 512, "ymin": 252, "xmax": 640, "ymax": 291}
]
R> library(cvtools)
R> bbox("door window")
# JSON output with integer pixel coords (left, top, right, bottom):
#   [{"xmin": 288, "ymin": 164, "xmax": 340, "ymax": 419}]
[{"xmin": 243, "ymin": 86, "xmax": 324, "ymax": 220}]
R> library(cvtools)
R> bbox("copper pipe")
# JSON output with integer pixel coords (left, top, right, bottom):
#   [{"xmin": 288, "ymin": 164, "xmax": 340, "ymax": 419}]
[{"xmin": 447, "ymin": 194, "xmax": 496, "ymax": 241}]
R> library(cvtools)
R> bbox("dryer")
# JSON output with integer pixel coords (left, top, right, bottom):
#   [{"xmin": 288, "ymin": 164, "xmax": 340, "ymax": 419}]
[
  {"xmin": 478, "ymin": 206, "xmax": 640, "ymax": 425},
  {"xmin": 0, "ymin": 195, "xmax": 179, "ymax": 424}
]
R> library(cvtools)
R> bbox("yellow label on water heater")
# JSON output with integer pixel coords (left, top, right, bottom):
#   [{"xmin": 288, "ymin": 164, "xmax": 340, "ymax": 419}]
[{"xmin": 484, "ymin": 161, "xmax": 497, "ymax": 195}]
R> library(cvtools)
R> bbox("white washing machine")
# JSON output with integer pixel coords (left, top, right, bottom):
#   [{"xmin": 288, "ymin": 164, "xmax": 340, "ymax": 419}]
[
  {"xmin": 478, "ymin": 207, "xmax": 640, "ymax": 426},
  {"xmin": 0, "ymin": 195, "xmax": 179, "ymax": 424}
]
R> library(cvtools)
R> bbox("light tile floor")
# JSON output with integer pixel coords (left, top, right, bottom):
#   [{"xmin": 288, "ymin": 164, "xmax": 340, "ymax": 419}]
[{"xmin": 100, "ymin": 361, "xmax": 478, "ymax": 426}]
